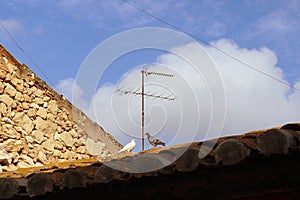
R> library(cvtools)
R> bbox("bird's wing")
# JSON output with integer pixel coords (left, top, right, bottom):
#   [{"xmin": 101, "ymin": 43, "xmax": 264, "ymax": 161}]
[
  {"xmin": 120, "ymin": 140, "xmax": 136, "ymax": 152},
  {"xmin": 148, "ymin": 136, "xmax": 156, "ymax": 143},
  {"xmin": 154, "ymin": 138, "xmax": 165, "ymax": 144},
  {"xmin": 128, "ymin": 141, "xmax": 136, "ymax": 151},
  {"xmin": 119, "ymin": 142, "xmax": 132, "ymax": 152}
]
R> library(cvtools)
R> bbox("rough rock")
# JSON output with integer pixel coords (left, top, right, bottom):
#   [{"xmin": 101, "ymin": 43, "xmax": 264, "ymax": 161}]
[
  {"xmin": 41, "ymin": 139, "xmax": 56, "ymax": 152},
  {"xmin": 4, "ymin": 83, "xmax": 17, "ymax": 97},
  {"xmin": 1, "ymin": 94, "xmax": 16, "ymax": 108},
  {"xmin": 60, "ymin": 132, "xmax": 74, "ymax": 147},
  {"xmin": 86, "ymin": 138, "xmax": 106, "ymax": 156},
  {"xmin": 13, "ymin": 113, "xmax": 34, "ymax": 133},
  {"xmin": 32, "ymin": 130, "xmax": 46, "ymax": 144},
  {"xmin": 36, "ymin": 107, "xmax": 47, "ymax": 119}
]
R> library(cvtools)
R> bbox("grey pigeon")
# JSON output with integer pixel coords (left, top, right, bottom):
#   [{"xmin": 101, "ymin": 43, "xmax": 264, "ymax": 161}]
[{"xmin": 145, "ymin": 132, "xmax": 165, "ymax": 147}]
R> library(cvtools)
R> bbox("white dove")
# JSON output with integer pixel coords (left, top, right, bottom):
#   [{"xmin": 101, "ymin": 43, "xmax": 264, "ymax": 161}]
[{"xmin": 118, "ymin": 139, "xmax": 136, "ymax": 153}]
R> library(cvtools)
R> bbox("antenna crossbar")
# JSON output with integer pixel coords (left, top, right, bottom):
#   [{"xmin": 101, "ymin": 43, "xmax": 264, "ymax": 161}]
[
  {"xmin": 116, "ymin": 89, "xmax": 176, "ymax": 101},
  {"xmin": 144, "ymin": 70, "xmax": 174, "ymax": 77}
]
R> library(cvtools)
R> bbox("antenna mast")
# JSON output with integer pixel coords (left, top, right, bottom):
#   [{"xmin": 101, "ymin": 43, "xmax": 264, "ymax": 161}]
[{"xmin": 116, "ymin": 66, "xmax": 175, "ymax": 151}]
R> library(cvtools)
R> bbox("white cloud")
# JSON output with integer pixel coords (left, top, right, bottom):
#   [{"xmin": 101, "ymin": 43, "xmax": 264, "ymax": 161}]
[
  {"xmin": 56, "ymin": 78, "xmax": 88, "ymax": 110},
  {"xmin": 58, "ymin": 39, "xmax": 300, "ymax": 150},
  {"xmin": 206, "ymin": 39, "xmax": 300, "ymax": 134}
]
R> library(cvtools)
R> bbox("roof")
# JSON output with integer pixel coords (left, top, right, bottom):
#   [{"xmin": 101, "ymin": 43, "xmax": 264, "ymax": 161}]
[{"xmin": 1, "ymin": 123, "xmax": 300, "ymax": 199}]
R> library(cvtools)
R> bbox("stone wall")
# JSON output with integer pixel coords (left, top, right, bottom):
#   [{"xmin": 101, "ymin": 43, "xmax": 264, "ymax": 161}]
[{"xmin": 0, "ymin": 45, "xmax": 122, "ymax": 172}]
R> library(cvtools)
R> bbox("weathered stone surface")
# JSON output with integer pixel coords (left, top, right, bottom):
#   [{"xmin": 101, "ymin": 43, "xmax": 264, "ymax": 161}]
[
  {"xmin": 0, "ymin": 179, "xmax": 19, "ymax": 199},
  {"xmin": 215, "ymin": 138, "xmax": 250, "ymax": 166},
  {"xmin": 15, "ymin": 92, "xmax": 24, "ymax": 101},
  {"xmin": 76, "ymin": 146, "xmax": 87, "ymax": 154},
  {"xmin": 23, "ymin": 94, "xmax": 31, "ymax": 102},
  {"xmin": 20, "ymin": 155, "xmax": 35, "ymax": 166},
  {"xmin": 35, "ymin": 117, "xmax": 57, "ymax": 138},
  {"xmin": 60, "ymin": 131, "xmax": 74, "ymax": 147},
  {"xmin": 54, "ymin": 141, "xmax": 64, "ymax": 150},
  {"xmin": 25, "ymin": 136, "xmax": 34, "ymax": 143},
  {"xmin": 2, "ymin": 139, "xmax": 15, "ymax": 152},
  {"xmin": 2, "ymin": 116, "xmax": 15, "ymax": 125},
  {"xmin": 42, "ymin": 139, "xmax": 56, "ymax": 152},
  {"xmin": 11, "ymin": 77, "xmax": 24, "ymax": 91},
  {"xmin": 38, "ymin": 151, "xmax": 48, "ymax": 164},
  {"xmin": 257, "ymin": 129, "xmax": 296, "ymax": 156},
  {"xmin": 0, "ymin": 69, "xmax": 6, "ymax": 79},
  {"xmin": 0, "ymin": 148, "xmax": 11, "ymax": 165},
  {"xmin": 27, "ymin": 108, "xmax": 37, "ymax": 118},
  {"xmin": 4, "ymin": 83, "xmax": 17, "ymax": 97},
  {"xmin": 22, "ymin": 102, "xmax": 29, "ymax": 109},
  {"xmin": 33, "ymin": 97, "xmax": 44, "ymax": 105},
  {"xmin": 1, "ymin": 94, "xmax": 16, "ymax": 108},
  {"xmin": 34, "ymin": 88, "xmax": 44, "ymax": 97},
  {"xmin": 7, "ymin": 63, "xmax": 18, "ymax": 73},
  {"xmin": 53, "ymin": 149, "xmax": 62, "ymax": 157},
  {"xmin": 61, "ymin": 169, "xmax": 87, "ymax": 189},
  {"xmin": 175, "ymin": 148, "xmax": 199, "ymax": 172},
  {"xmin": 75, "ymin": 137, "xmax": 87, "ymax": 146},
  {"xmin": 13, "ymin": 113, "xmax": 34, "ymax": 133},
  {"xmin": 32, "ymin": 130, "xmax": 46, "ymax": 144},
  {"xmin": 54, "ymin": 132, "xmax": 60, "ymax": 140},
  {"xmin": 17, "ymin": 161, "xmax": 31, "ymax": 168},
  {"xmin": 43, "ymin": 96, "xmax": 50, "ymax": 102},
  {"xmin": 70, "ymin": 129, "xmax": 78, "ymax": 138},
  {"xmin": 46, "ymin": 113, "xmax": 55, "ymax": 121},
  {"xmin": 30, "ymin": 103, "xmax": 39, "ymax": 109},
  {"xmin": 94, "ymin": 165, "xmax": 126, "ymax": 183},
  {"xmin": 48, "ymin": 100, "xmax": 58, "ymax": 114},
  {"xmin": 86, "ymin": 138, "xmax": 105, "ymax": 156},
  {"xmin": 36, "ymin": 107, "xmax": 47, "ymax": 119},
  {"xmin": 5, "ymin": 73, "xmax": 13, "ymax": 81},
  {"xmin": 6, "ymin": 128, "xmax": 20, "ymax": 139},
  {"xmin": 43, "ymin": 102, "xmax": 48, "ymax": 108},
  {"xmin": 0, "ymin": 102, "xmax": 7, "ymax": 114},
  {"xmin": 26, "ymin": 173, "xmax": 53, "ymax": 197}
]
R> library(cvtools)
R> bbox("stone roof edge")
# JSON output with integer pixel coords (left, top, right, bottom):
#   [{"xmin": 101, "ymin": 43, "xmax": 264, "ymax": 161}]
[{"xmin": 0, "ymin": 122, "xmax": 299, "ymax": 198}]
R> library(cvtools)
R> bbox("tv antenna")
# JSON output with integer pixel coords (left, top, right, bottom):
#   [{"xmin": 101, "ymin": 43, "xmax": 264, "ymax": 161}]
[{"xmin": 116, "ymin": 66, "xmax": 176, "ymax": 151}]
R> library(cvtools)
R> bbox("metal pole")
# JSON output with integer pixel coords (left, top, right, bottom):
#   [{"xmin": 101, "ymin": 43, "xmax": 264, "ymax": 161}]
[
  {"xmin": 141, "ymin": 70, "xmax": 145, "ymax": 151},
  {"xmin": 116, "ymin": 68, "xmax": 174, "ymax": 151}
]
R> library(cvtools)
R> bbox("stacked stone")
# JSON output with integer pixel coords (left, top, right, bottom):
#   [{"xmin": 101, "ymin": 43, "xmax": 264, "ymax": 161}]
[{"xmin": 0, "ymin": 53, "xmax": 117, "ymax": 172}]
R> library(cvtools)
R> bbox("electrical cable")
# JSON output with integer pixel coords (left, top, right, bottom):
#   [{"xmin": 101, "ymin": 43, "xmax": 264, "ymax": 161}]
[
  {"xmin": 122, "ymin": 0, "xmax": 300, "ymax": 93},
  {"xmin": 0, "ymin": 20, "xmax": 58, "ymax": 90}
]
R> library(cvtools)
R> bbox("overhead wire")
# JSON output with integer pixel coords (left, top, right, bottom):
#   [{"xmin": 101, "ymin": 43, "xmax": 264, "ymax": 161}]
[
  {"xmin": 122, "ymin": 0, "xmax": 300, "ymax": 93},
  {"xmin": 0, "ymin": 20, "xmax": 58, "ymax": 90}
]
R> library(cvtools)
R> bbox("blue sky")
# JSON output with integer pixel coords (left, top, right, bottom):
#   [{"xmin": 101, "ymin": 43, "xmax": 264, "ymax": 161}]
[
  {"xmin": 1, "ymin": 0, "xmax": 299, "ymax": 85},
  {"xmin": 1, "ymin": 1, "xmax": 300, "ymax": 149}
]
